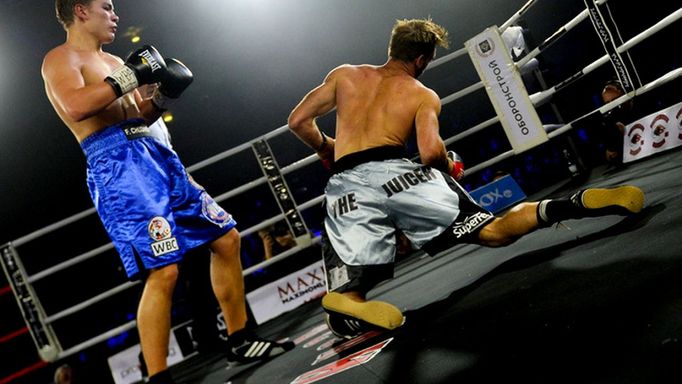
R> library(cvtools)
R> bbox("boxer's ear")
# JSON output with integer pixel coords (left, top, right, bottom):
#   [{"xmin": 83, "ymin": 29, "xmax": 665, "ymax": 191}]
[{"xmin": 74, "ymin": 3, "xmax": 89, "ymax": 22}]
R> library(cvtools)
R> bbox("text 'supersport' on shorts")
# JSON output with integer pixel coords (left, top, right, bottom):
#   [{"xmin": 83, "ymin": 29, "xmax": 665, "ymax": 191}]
[{"xmin": 81, "ymin": 119, "xmax": 236, "ymax": 280}]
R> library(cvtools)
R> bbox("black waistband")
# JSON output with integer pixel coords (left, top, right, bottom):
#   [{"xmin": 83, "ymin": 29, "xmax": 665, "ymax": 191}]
[
  {"xmin": 333, "ymin": 145, "xmax": 408, "ymax": 174},
  {"xmin": 81, "ymin": 119, "xmax": 151, "ymax": 158}
]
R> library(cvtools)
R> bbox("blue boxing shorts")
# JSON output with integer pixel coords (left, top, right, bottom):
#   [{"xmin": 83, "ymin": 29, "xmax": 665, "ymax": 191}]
[{"xmin": 81, "ymin": 119, "xmax": 236, "ymax": 280}]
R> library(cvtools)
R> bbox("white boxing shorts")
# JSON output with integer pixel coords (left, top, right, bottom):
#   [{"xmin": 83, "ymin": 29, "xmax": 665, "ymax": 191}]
[{"xmin": 323, "ymin": 146, "xmax": 493, "ymax": 293}]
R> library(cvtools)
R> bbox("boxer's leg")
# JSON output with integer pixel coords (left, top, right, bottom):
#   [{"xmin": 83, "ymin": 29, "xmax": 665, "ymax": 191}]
[
  {"xmin": 322, "ymin": 292, "xmax": 405, "ymax": 339},
  {"xmin": 478, "ymin": 186, "xmax": 645, "ymax": 246},
  {"xmin": 208, "ymin": 228, "xmax": 294, "ymax": 364},
  {"xmin": 321, "ymin": 247, "xmax": 404, "ymax": 339},
  {"xmin": 208, "ymin": 228, "xmax": 247, "ymax": 335},
  {"xmin": 537, "ymin": 186, "xmax": 645, "ymax": 224},
  {"xmin": 138, "ymin": 264, "xmax": 179, "ymax": 377}
]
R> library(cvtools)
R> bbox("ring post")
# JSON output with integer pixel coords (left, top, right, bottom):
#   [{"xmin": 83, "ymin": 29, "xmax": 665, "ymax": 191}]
[
  {"xmin": 252, "ymin": 140, "xmax": 312, "ymax": 247},
  {"xmin": 0, "ymin": 243, "xmax": 61, "ymax": 362}
]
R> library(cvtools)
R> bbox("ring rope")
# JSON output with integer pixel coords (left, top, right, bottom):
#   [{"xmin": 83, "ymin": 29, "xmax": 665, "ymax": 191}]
[
  {"xmin": 531, "ymin": 8, "xmax": 682, "ymax": 107},
  {"xmin": 466, "ymin": 66, "xmax": 682, "ymax": 176},
  {"xmin": 20, "ymin": 0, "xmax": 680, "ymax": 326},
  {"xmin": 36, "ymin": 61, "xmax": 682, "ymax": 357},
  {"xmin": 4, "ymin": 1, "xmax": 677, "ymax": 362},
  {"xmin": 9, "ymin": 0, "xmax": 544, "ymax": 249},
  {"xmin": 43, "ymin": 281, "xmax": 140, "ymax": 325},
  {"xmin": 442, "ymin": 8, "xmax": 680, "ymax": 149},
  {"xmin": 428, "ymin": 0, "xmax": 541, "ymax": 71},
  {"xmin": 20, "ymin": 4, "xmax": 679, "ymax": 320}
]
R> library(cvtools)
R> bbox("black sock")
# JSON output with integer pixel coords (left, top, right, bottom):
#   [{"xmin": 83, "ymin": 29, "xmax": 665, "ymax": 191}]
[
  {"xmin": 148, "ymin": 369, "xmax": 175, "ymax": 384},
  {"xmin": 536, "ymin": 197, "xmax": 577, "ymax": 226},
  {"xmin": 227, "ymin": 328, "xmax": 249, "ymax": 346}
]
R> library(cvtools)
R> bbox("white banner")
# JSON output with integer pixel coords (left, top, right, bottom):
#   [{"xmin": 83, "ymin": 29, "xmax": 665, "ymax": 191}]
[
  {"xmin": 623, "ymin": 101, "xmax": 682, "ymax": 163},
  {"xmin": 466, "ymin": 26, "xmax": 548, "ymax": 153},
  {"xmin": 247, "ymin": 261, "xmax": 326, "ymax": 324},
  {"xmin": 107, "ymin": 332, "xmax": 184, "ymax": 384}
]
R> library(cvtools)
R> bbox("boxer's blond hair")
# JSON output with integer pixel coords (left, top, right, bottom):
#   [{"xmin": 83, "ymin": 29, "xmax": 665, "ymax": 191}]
[{"xmin": 389, "ymin": 18, "xmax": 449, "ymax": 62}]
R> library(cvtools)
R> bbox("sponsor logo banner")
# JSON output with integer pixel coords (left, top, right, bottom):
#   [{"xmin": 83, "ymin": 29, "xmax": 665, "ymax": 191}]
[
  {"xmin": 466, "ymin": 26, "xmax": 548, "ymax": 153},
  {"xmin": 469, "ymin": 174, "xmax": 526, "ymax": 214},
  {"xmin": 623, "ymin": 101, "xmax": 682, "ymax": 163},
  {"xmin": 246, "ymin": 261, "xmax": 327, "ymax": 324}
]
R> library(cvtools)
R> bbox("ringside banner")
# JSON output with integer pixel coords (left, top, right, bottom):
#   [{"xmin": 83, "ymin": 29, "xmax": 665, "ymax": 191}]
[
  {"xmin": 469, "ymin": 174, "xmax": 526, "ymax": 214},
  {"xmin": 247, "ymin": 261, "xmax": 326, "ymax": 324},
  {"xmin": 466, "ymin": 26, "xmax": 547, "ymax": 153},
  {"xmin": 623, "ymin": 101, "xmax": 682, "ymax": 163}
]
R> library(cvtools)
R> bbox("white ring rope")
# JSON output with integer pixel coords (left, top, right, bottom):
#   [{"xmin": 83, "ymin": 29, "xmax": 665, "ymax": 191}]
[
  {"xmin": 547, "ymin": 67, "xmax": 682, "ymax": 139},
  {"xmin": 4, "ymin": 2, "xmax": 678, "ymax": 362},
  {"xmin": 439, "ymin": 6, "xmax": 594, "ymax": 106},
  {"xmin": 47, "ymin": 62, "xmax": 681, "ymax": 360},
  {"xmin": 28, "ymin": 243, "xmax": 114, "ymax": 284},
  {"xmin": 441, "ymin": 7, "xmax": 680, "ymax": 147},
  {"xmin": 467, "ymin": 66, "xmax": 682, "ymax": 176},
  {"xmin": 43, "ymin": 281, "xmax": 140, "ymax": 325},
  {"xmin": 425, "ymin": 0, "xmax": 541, "ymax": 71},
  {"xmin": 25, "ymin": 193, "xmax": 325, "ymax": 284},
  {"xmin": 58, "ymin": 320, "xmax": 137, "ymax": 360},
  {"xmin": 530, "ymin": 8, "xmax": 682, "ymax": 107},
  {"xmin": 10, "ymin": 0, "xmax": 544, "ymax": 249},
  {"xmin": 19, "ymin": 3, "xmax": 681, "ymax": 317}
]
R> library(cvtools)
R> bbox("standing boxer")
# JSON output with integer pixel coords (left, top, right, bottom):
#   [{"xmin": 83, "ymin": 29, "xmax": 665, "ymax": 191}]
[
  {"xmin": 288, "ymin": 18, "xmax": 645, "ymax": 339},
  {"xmin": 42, "ymin": 1, "xmax": 292, "ymax": 382}
]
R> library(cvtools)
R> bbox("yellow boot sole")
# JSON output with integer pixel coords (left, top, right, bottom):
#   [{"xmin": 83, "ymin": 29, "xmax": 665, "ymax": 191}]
[
  {"xmin": 322, "ymin": 292, "xmax": 404, "ymax": 330},
  {"xmin": 581, "ymin": 186, "xmax": 644, "ymax": 214}
]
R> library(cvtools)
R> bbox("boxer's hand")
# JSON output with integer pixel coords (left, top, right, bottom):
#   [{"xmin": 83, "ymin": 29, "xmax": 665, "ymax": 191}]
[
  {"xmin": 447, "ymin": 150, "xmax": 464, "ymax": 181},
  {"xmin": 317, "ymin": 136, "xmax": 335, "ymax": 171},
  {"xmin": 152, "ymin": 58, "xmax": 194, "ymax": 110},
  {"xmin": 106, "ymin": 45, "xmax": 167, "ymax": 97}
]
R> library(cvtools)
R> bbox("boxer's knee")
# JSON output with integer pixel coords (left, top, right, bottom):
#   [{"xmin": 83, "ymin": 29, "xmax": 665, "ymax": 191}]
[
  {"xmin": 214, "ymin": 228, "xmax": 240, "ymax": 249},
  {"xmin": 477, "ymin": 219, "xmax": 511, "ymax": 247},
  {"xmin": 477, "ymin": 203, "xmax": 538, "ymax": 247},
  {"xmin": 147, "ymin": 264, "xmax": 179, "ymax": 292},
  {"xmin": 210, "ymin": 228, "xmax": 240, "ymax": 260}
]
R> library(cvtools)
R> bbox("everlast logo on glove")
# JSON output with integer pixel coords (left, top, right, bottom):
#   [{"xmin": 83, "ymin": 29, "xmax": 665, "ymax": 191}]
[{"xmin": 139, "ymin": 49, "xmax": 163, "ymax": 72}]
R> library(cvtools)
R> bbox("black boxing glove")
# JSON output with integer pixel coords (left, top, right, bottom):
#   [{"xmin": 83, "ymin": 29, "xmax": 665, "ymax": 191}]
[
  {"xmin": 105, "ymin": 45, "xmax": 167, "ymax": 97},
  {"xmin": 447, "ymin": 150, "xmax": 465, "ymax": 181},
  {"xmin": 152, "ymin": 58, "xmax": 194, "ymax": 110}
]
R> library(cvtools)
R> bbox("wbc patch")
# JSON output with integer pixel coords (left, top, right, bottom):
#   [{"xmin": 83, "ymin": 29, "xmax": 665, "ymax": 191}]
[
  {"xmin": 148, "ymin": 216, "xmax": 180, "ymax": 256},
  {"xmin": 201, "ymin": 192, "xmax": 232, "ymax": 228}
]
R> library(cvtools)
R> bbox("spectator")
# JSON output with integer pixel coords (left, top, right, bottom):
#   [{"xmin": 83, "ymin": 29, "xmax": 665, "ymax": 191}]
[
  {"xmin": 53, "ymin": 364, "xmax": 73, "ymax": 384},
  {"xmin": 600, "ymin": 80, "xmax": 635, "ymax": 164},
  {"xmin": 258, "ymin": 221, "xmax": 296, "ymax": 261}
]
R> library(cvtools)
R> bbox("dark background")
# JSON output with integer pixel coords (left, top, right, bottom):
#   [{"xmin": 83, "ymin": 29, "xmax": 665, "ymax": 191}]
[{"xmin": 0, "ymin": 1, "xmax": 679, "ymax": 383}]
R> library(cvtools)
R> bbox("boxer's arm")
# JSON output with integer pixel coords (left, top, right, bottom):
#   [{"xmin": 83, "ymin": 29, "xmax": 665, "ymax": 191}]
[
  {"xmin": 42, "ymin": 49, "xmax": 119, "ymax": 122},
  {"xmin": 288, "ymin": 68, "xmax": 339, "ymax": 152},
  {"xmin": 133, "ymin": 90, "xmax": 164, "ymax": 123},
  {"xmin": 415, "ymin": 88, "xmax": 449, "ymax": 171},
  {"xmin": 137, "ymin": 58, "xmax": 194, "ymax": 124}
]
